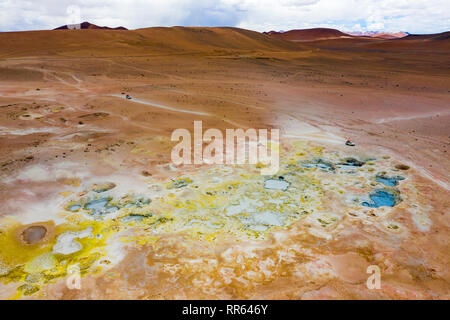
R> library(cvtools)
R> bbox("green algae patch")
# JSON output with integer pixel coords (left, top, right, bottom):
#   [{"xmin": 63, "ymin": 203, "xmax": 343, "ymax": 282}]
[
  {"xmin": 24, "ymin": 252, "xmax": 57, "ymax": 273},
  {"xmin": 17, "ymin": 283, "xmax": 40, "ymax": 296}
]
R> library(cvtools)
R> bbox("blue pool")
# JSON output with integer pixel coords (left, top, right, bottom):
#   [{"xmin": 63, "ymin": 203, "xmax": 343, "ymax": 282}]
[
  {"xmin": 362, "ymin": 190, "xmax": 399, "ymax": 208},
  {"xmin": 376, "ymin": 175, "xmax": 405, "ymax": 187}
]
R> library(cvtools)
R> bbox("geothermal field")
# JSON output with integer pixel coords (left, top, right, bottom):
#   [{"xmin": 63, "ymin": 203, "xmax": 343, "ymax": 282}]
[{"xmin": 0, "ymin": 26, "xmax": 449, "ymax": 299}]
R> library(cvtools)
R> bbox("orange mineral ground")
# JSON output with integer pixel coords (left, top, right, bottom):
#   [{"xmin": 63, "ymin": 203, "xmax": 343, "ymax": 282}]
[{"xmin": 0, "ymin": 27, "xmax": 449, "ymax": 299}]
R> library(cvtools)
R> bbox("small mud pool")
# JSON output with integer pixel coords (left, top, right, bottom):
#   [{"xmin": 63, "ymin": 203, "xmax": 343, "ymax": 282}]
[
  {"xmin": 362, "ymin": 189, "xmax": 400, "ymax": 208},
  {"xmin": 376, "ymin": 175, "xmax": 405, "ymax": 187},
  {"xmin": 21, "ymin": 226, "xmax": 47, "ymax": 244},
  {"xmin": 82, "ymin": 198, "xmax": 118, "ymax": 216},
  {"xmin": 264, "ymin": 178, "xmax": 290, "ymax": 191},
  {"xmin": 301, "ymin": 158, "xmax": 335, "ymax": 172},
  {"xmin": 338, "ymin": 157, "xmax": 365, "ymax": 167},
  {"xmin": 68, "ymin": 204, "xmax": 81, "ymax": 211}
]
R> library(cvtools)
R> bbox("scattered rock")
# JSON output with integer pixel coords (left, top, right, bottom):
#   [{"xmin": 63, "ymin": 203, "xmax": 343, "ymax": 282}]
[
  {"xmin": 395, "ymin": 164, "xmax": 410, "ymax": 170},
  {"xmin": 141, "ymin": 170, "xmax": 152, "ymax": 177}
]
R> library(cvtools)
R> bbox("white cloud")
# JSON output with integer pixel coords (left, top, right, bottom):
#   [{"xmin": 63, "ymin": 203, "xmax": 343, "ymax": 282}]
[{"xmin": 0, "ymin": 0, "xmax": 448, "ymax": 33}]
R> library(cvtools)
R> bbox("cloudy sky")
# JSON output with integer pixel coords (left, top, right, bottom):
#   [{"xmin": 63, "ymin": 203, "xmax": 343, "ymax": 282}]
[{"xmin": 1, "ymin": 0, "xmax": 449, "ymax": 33}]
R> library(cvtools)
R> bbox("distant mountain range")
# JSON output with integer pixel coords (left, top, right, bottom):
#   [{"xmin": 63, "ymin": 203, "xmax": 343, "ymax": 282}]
[
  {"xmin": 346, "ymin": 31, "xmax": 409, "ymax": 39},
  {"xmin": 263, "ymin": 28, "xmax": 352, "ymax": 41},
  {"xmin": 263, "ymin": 28, "xmax": 411, "ymax": 41},
  {"xmin": 1, "ymin": 25, "xmax": 448, "ymax": 59},
  {"xmin": 49, "ymin": 23, "xmax": 448, "ymax": 45},
  {"xmin": 54, "ymin": 21, "xmax": 127, "ymax": 30}
]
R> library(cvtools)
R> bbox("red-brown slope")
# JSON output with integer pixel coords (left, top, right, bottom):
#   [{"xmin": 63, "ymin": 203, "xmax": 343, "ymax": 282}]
[
  {"xmin": 401, "ymin": 31, "xmax": 450, "ymax": 41},
  {"xmin": 358, "ymin": 31, "xmax": 450, "ymax": 51},
  {"xmin": 0, "ymin": 26, "xmax": 302, "ymax": 58}
]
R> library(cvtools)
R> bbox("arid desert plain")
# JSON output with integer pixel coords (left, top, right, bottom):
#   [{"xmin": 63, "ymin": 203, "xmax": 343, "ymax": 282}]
[{"xmin": 0, "ymin": 27, "xmax": 449, "ymax": 299}]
